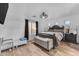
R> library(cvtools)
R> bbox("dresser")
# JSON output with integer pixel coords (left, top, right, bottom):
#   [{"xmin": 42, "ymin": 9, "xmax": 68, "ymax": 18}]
[{"xmin": 64, "ymin": 33, "xmax": 77, "ymax": 44}]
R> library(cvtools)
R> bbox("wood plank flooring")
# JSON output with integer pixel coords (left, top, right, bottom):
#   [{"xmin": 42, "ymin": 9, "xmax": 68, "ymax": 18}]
[{"xmin": 0, "ymin": 41, "xmax": 79, "ymax": 56}]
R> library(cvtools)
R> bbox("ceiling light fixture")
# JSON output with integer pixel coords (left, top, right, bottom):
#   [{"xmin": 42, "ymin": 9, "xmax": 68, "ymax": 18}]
[{"xmin": 40, "ymin": 12, "xmax": 48, "ymax": 19}]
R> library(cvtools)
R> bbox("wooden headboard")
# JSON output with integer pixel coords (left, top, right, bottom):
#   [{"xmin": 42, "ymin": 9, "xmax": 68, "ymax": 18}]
[{"xmin": 48, "ymin": 25, "xmax": 64, "ymax": 32}]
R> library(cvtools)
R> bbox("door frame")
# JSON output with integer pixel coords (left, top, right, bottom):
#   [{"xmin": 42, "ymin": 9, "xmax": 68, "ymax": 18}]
[{"xmin": 25, "ymin": 19, "xmax": 38, "ymax": 40}]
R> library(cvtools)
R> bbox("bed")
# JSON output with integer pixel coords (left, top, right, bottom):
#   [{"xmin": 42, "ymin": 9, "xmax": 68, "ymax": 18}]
[{"xmin": 34, "ymin": 32, "xmax": 63, "ymax": 50}]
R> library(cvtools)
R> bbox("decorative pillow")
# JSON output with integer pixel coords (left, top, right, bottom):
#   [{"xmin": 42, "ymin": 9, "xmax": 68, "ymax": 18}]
[{"xmin": 20, "ymin": 37, "xmax": 27, "ymax": 41}]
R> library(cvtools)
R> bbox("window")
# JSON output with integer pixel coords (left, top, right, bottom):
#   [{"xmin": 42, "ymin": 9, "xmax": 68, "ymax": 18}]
[{"xmin": 65, "ymin": 20, "xmax": 70, "ymax": 25}]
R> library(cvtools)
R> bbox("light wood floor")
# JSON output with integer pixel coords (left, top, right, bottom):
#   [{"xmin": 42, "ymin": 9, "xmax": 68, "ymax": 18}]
[{"xmin": 0, "ymin": 41, "xmax": 79, "ymax": 56}]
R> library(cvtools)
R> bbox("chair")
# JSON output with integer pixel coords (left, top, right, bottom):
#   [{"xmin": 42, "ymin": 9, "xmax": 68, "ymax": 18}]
[{"xmin": 0, "ymin": 38, "xmax": 14, "ymax": 53}]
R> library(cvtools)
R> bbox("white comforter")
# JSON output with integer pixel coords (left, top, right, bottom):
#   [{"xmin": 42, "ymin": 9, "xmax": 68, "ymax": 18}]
[{"xmin": 41, "ymin": 32, "xmax": 63, "ymax": 41}]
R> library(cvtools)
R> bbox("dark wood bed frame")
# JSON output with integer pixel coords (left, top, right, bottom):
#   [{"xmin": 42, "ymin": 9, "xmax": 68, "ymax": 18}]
[{"xmin": 48, "ymin": 25, "xmax": 64, "ymax": 32}]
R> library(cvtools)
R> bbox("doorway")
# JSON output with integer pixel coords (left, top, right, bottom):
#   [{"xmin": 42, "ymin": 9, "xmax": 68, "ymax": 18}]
[{"xmin": 25, "ymin": 19, "xmax": 38, "ymax": 40}]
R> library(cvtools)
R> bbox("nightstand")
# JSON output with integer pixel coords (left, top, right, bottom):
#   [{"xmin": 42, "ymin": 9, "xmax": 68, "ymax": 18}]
[{"xmin": 64, "ymin": 33, "xmax": 77, "ymax": 44}]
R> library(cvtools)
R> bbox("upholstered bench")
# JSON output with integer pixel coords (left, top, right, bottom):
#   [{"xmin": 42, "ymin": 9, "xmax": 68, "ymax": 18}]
[{"xmin": 34, "ymin": 36, "xmax": 53, "ymax": 50}]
